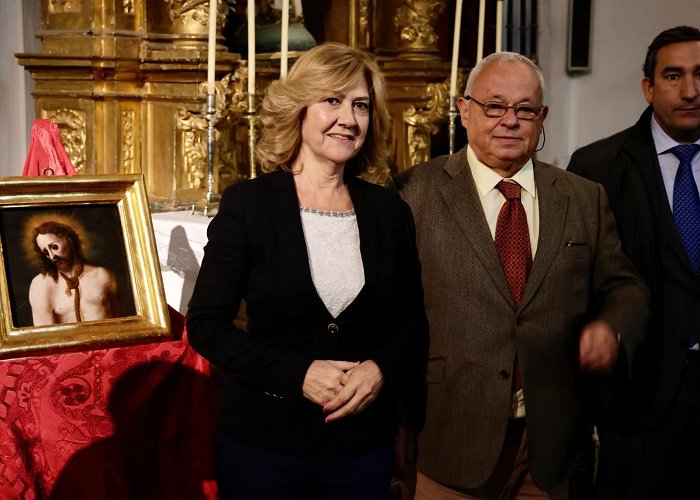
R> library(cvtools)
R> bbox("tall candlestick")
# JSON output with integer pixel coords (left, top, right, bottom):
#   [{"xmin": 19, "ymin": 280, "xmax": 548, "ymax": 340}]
[
  {"xmin": 476, "ymin": 0, "xmax": 485, "ymax": 62},
  {"xmin": 247, "ymin": 0, "xmax": 256, "ymax": 95},
  {"xmin": 449, "ymin": 0, "xmax": 464, "ymax": 99},
  {"xmin": 496, "ymin": 0, "xmax": 503, "ymax": 53},
  {"xmin": 207, "ymin": 0, "xmax": 217, "ymax": 95},
  {"xmin": 280, "ymin": 0, "xmax": 290, "ymax": 78},
  {"xmin": 449, "ymin": 0, "xmax": 464, "ymax": 156}
]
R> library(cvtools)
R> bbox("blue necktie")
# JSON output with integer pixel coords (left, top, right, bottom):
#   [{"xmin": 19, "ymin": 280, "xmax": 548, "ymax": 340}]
[{"xmin": 671, "ymin": 144, "xmax": 700, "ymax": 276}]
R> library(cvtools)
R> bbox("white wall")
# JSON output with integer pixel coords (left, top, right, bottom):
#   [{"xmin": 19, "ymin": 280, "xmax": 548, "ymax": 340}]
[
  {"xmin": 0, "ymin": 0, "xmax": 40, "ymax": 177},
  {"xmin": 539, "ymin": 0, "xmax": 700, "ymax": 168}
]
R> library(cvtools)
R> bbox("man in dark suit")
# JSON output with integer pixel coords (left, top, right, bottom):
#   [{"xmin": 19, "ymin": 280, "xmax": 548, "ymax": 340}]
[
  {"xmin": 568, "ymin": 26, "xmax": 700, "ymax": 499},
  {"xmin": 395, "ymin": 51, "xmax": 649, "ymax": 498}
]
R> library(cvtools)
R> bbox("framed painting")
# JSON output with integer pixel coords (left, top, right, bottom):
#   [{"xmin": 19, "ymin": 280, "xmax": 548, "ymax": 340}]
[{"xmin": 0, "ymin": 174, "xmax": 171, "ymax": 359}]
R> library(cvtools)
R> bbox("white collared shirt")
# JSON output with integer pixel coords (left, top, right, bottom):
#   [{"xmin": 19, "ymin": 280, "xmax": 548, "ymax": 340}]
[
  {"xmin": 650, "ymin": 114, "xmax": 700, "ymax": 210},
  {"xmin": 467, "ymin": 146, "xmax": 539, "ymax": 256}
]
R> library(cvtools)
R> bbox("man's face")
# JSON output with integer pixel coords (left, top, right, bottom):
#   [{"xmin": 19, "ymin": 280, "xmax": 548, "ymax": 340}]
[
  {"xmin": 36, "ymin": 233, "xmax": 73, "ymax": 271},
  {"xmin": 642, "ymin": 41, "xmax": 700, "ymax": 143},
  {"xmin": 458, "ymin": 60, "xmax": 548, "ymax": 177}
]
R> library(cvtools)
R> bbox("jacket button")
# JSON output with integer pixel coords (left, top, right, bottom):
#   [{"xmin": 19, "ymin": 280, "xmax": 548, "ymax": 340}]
[
  {"xmin": 499, "ymin": 369, "xmax": 511, "ymax": 380},
  {"xmin": 327, "ymin": 323, "xmax": 339, "ymax": 334},
  {"xmin": 516, "ymin": 317, "xmax": 525, "ymax": 326}
]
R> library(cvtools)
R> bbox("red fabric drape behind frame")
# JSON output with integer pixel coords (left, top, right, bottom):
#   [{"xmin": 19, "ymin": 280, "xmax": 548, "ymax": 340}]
[{"xmin": 22, "ymin": 119, "xmax": 78, "ymax": 177}]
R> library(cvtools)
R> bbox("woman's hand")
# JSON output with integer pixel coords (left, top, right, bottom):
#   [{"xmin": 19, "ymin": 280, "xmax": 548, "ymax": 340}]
[
  {"xmin": 302, "ymin": 360, "xmax": 360, "ymax": 406},
  {"xmin": 323, "ymin": 360, "xmax": 384, "ymax": 423}
]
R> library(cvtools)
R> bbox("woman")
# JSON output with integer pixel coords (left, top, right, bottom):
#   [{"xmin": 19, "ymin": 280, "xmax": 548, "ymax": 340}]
[{"xmin": 186, "ymin": 42, "xmax": 427, "ymax": 499}]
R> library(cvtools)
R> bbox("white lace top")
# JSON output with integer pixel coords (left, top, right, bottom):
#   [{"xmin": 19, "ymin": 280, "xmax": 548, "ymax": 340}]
[{"xmin": 299, "ymin": 206, "xmax": 365, "ymax": 318}]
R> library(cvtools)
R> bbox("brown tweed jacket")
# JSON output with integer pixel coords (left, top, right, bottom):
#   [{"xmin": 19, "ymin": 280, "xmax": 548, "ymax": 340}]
[{"xmin": 394, "ymin": 148, "xmax": 649, "ymax": 491}]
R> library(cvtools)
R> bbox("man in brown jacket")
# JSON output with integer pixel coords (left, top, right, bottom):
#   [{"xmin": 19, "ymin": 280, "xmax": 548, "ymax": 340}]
[{"xmin": 395, "ymin": 52, "xmax": 649, "ymax": 498}]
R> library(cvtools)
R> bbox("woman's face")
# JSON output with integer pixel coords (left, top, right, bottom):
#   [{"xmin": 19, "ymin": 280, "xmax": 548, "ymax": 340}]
[{"xmin": 297, "ymin": 76, "xmax": 371, "ymax": 170}]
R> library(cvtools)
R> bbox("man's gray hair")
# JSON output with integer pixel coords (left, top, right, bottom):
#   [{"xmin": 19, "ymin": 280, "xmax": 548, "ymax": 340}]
[{"xmin": 464, "ymin": 52, "xmax": 545, "ymax": 99}]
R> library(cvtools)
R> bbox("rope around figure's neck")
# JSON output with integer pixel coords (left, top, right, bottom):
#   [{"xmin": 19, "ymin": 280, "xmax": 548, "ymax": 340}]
[{"xmin": 60, "ymin": 261, "xmax": 84, "ymax": 322}]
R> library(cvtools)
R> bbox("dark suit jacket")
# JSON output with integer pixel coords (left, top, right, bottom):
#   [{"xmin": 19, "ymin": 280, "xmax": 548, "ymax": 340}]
[
  {"xmin": 568, "ymin": 106, "xmax": 700, "ymax": 429},
  {"xmin": 186, "ymin": 170, "xmax": 428, "ymax": 453},
  {"xmin": 395, "ymin": 148, "xmax": 649, "ymax": 491}
]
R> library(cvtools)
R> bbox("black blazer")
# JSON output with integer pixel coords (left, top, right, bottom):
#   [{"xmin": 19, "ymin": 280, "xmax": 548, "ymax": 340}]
[
  {"xmin": 568, "ymin": 106, "xmax": 700, "ymax": 428},
  {"xmin": 186, "ymin": 171, "xmax": 428, "ymax": 453}
]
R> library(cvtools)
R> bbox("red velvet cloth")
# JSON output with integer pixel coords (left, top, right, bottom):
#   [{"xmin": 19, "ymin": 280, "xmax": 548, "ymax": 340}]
[
  {"xmin": 0, "ymin": 308, "xmax": 218, "ymax": 499},
  {"xmin": 22, "ymin": 119, "xmax": 78, "ymax": 177}
]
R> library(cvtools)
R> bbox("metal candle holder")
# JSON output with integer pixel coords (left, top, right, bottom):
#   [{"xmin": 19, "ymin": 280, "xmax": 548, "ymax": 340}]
[
  {"xmin": 449, "ymin": 95, "xmax": 458, "ymax": 155},
  {"xmin": 204, "ymin": 92, "xmax": 220, "ymax": 215},
  {"xmin": 246, "ymin": 92, "xmax": 257, "ymax": 179},
  {"xmin": 190, "ymin": 92, "xmax": 221, "ymax": 217}
]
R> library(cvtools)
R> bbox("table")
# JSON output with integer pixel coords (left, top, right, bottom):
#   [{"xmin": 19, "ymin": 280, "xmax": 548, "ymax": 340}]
[
  {"xmin": 0, "ymin": 211, "xmax": 217, "ymax": 499},
  {"xmin": 152, "ymin": 211, "xmax": 212, "ymax": 315}
]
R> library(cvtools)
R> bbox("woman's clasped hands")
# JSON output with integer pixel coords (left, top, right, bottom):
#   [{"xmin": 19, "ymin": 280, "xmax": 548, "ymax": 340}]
[{"xmin": 302, "ymin": 359, "xmax": 384, "ymax": 424}]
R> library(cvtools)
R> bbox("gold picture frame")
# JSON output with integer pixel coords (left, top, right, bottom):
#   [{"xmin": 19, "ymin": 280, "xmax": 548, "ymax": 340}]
[{"xmin": 0, "ymin": 174, "xmax": 171, "ymax": 360}]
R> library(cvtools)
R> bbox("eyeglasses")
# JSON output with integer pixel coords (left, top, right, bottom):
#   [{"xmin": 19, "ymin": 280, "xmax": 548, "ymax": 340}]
[{"xmin": 466, "ymin": 95, "xmax": 543, "ymax": 121}]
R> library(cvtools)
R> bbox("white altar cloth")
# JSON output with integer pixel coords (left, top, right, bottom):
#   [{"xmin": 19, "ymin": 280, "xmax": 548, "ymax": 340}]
[{"xmin": 151, "ymin": 211, "xmax": 212, "ymax": 315}]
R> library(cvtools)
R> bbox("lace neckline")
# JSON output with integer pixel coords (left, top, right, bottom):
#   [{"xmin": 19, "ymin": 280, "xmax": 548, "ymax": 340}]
[{"xmin": 299, "ymin": 206, "xmax": 356, "ymax": 217}]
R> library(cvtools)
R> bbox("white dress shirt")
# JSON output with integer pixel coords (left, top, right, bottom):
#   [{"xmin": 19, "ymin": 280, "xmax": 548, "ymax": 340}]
[
  {"xmin": 650, "ymin": 113, "xmax": 700, "ymax": 210},
  {"xmin": 467, "ymin": 145, "xmax": 540, "ymax": 257}
]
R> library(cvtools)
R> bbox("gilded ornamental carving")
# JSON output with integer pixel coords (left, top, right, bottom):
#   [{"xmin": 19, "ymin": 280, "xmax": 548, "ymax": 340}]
[
  {"xmin": 394, "ymin": 0, "xmax": 446, "ymax": 56},
  {"xmin": 121, "ymin": 110, "xmax": 136, "ymax": 172},
  {"xmin": 48, "ymin": 0, "xmax": 82, "ymax": 14},
  {"xmin": 404, "ymin": 81, "xmax": 451, "ymax": 166}
]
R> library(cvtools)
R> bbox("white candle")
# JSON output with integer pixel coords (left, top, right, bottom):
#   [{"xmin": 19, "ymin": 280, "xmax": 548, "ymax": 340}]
[
  {"xmin": 449, "ymin": 0, "xmax": 463, "ymax": 99},
  {"xmin": 248, "ymin": 0, "xmax": 256, "ymax": 94},
  {"xmin": 476, "ymin": 0, "xmax": 485, "ymax": 62},
  {"xmin": 496, "ymin": 0, "xmax": 503, "ymax": 53},
  {"xmin": 207, "ymin": 0, "xmax": 217, "ymax": 95},
  {"xmin": 281, "ymin": 0, "xmax": 289, "ymax": 78}
]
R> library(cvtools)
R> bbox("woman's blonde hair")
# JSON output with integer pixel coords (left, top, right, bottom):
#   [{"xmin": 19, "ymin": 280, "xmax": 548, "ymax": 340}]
[{"xmin": 256, "ymin": 42, "xmax": 392, "ymax": 176}]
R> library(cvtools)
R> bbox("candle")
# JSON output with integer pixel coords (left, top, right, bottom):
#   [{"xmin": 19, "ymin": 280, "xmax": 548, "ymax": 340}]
[
  {"xmin": 496, "ymin": 0, "xmax": 503, "ymax": 53},
  {"xmin": 247, "ymin": 0, "xmax": 256, "ymax": 94},
  {"xmin": 449, "ymin": 0, "xmax": 463, "ymax": 99},
  {"xmin": 476, "ymin": 0, "xmax": 485, "ymax": 62},
  {"xmin": 280, "ymin": 0, "xmax": 289, "ymax": 78},
  {"xmin": 207, "ymin": 0, "xmax": 217, "ymax": 95}
]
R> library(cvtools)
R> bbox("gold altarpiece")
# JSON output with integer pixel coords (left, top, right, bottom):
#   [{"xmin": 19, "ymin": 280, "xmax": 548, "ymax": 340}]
[{"xmin": 17, "ymin": 0, "xmax": 464, "ymax": 205}]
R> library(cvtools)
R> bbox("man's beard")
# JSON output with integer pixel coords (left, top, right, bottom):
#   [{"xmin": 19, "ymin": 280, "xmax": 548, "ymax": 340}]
[{"xmin": 50, "ymin": 257, "xmax": 72, "ymax": 273}]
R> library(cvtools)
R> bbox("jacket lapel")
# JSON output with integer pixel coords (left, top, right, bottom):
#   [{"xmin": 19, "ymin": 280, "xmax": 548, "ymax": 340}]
[
  {"xmin": 269, "ymin": 171, "xmax": 330, "ymax": 316},
  {"xmin": 519, "ymin": 162, "xmax": 568, "ymax": 311},
  {"xmin": 341, "ymin": 177, "xmax": 376, "ymax": 316},
  {"xmin": 439, "ymin": 150, "xmax": 516, "ymax": 308},
  {"xmin": 621, "ymin": 108, "xmax": 694, "ymax": 273}
]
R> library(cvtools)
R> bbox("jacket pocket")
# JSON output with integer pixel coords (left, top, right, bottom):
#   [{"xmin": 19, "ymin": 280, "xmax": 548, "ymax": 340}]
[{"xmin": 563, "ymin": 241, "xmax": 588, "ymax": 259}]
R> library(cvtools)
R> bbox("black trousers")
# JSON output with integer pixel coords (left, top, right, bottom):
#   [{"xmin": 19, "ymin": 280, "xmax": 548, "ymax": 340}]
[
  {"xmin": 215, "ymin": 437, "xmax": 394, "ymax": 500},
  {"xmin": 596, "ymin": 352, "xmax": 700, "ymax": 500}
]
